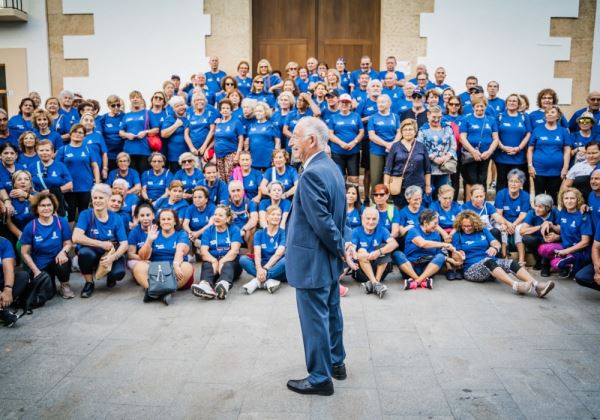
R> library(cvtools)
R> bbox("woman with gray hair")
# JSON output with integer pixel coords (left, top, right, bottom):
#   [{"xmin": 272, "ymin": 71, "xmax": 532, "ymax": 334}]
[
  {"xmin": 517, "ymin": 194, "xmax": 559, "ymax": 271},
  {"xmin": 494, "ymin": 168, "xmax": 531, "ymax": 262},
  {"xmin": 173, "ymin": 152, "xmax": 203, "ymax": 200},
  {"xmin": 72, "ymin": 183, "xmax": 129, "ymax": 298},
  {"xmin": 397, "ymin": 185, "xmax": 428, "ymax": 238},
  {"xmin": 107, "ymin": 152, "xmax": 141, "ymax": 196}
]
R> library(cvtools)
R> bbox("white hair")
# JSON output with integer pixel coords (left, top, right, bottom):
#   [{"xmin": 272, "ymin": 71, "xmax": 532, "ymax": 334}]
[
  {"xmin": 168, "ymin": 96, "xmax": 185, "ymax": 107},
  {"xmin": 299, "ymin": 116, "xmax": 329, "ymax": 150},
  {"xmin": 91, "ymin": 183, "xmax": 112, "ymax": 198},
  {"xmin": 404, "ymin": 185, "xmax": 423, "ymax": 200},
  {"xmin": 228, "ymin": 180, "xmax": 244, "ymax": 192},
  {"xmin": 111, "ymin": 178, "xmax": 130, "ymax": 189},
  {"xmin": 59, "ymin": 90, "xmax": 73, "ymax": 99}
]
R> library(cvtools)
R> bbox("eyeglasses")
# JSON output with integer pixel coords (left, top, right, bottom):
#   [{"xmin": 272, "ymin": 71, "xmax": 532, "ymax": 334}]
[
  {"xmin": 373, "ymin": 193, "xmax": 386, "ymax": 197},
  {"xmin": 288, "ymin": 67, "xmax": 298, "ymax": 71},
  {"xmin": 110, "ymin": 103, "xmax": 121, "ymax": 108},
  {"xmin": 260, "ymin": 65, "xmax": 268, "ymax": 68},
  {"xmin": 589, "ymin": 98, "xmax": 600, "ymax": 102},
  {"xmin": 225, "ymin": 82, "xmax": 235, "ymax": 86},
  {"xmin": 153, "ymin": 96, "xmax": 165, "ymax": 101},
  {"xmin": 448, "ymin": 102, "xmax": 460, "ymax": 106},
  {"xmin": 73, "ymin": 130, "xmax": 85, "ymax": 135},
  {"xmin": 417, "ymin": 78, "xmax": 427, "ymax": 81},
  {"xmin": 254, "ymin": 81, "xmax": 264, "ymax": 84}
]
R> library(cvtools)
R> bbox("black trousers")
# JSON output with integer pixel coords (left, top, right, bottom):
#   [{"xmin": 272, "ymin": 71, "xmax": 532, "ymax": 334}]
[
  {"xmin": 495, "ymin": 162, "xmax": 529, "ymax": 192},
  {"xmin": 78, "ymin": 246, "xmax": 126, "ymax": 283},
  {"xmin": 65, "ymin": 192, "xmax": 91, "ymax": 222},
  {"xmin": 533, "ymin": 175, "xmax": 562, "ymax": 205},
  {"xmin": 200, "ymin": 258, "xmax": 241, "ymax": 286},
  {"xmin": 0, "ymin": 271, "xmax": 30, "ymax": 304},
  {"xmin": 522, "ymin": 234, "xmax": 542, "ymax": 264},
  {"xmin": 130, "ymin": 155, "xmax": 149, "ymax": 175}
]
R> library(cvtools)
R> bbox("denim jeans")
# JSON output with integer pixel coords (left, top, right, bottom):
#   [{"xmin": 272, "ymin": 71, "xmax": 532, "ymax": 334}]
[{"xmin": 240, "ymin": 255, "xmax": 286, "ymax": 281}]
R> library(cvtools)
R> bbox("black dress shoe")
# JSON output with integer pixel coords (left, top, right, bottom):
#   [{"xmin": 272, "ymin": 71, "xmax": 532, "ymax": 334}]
[
  {"xmin": 287, "ymin": 377, "xmax": 334, "ymax": 396},
  {"xmin": 0, "ymin": 309, "xmax": 18, "ymax": 328},
  {"xmin": 80, "ymin": 281, "xmax": 95, "ymax": 298},
  {"xmin": 332, "ymin": 363, "xmax": 347, "ymax": 380}
]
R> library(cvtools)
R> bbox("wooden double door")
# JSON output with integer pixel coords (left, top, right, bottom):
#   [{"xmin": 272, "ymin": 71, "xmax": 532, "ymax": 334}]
[{"xmin": 252, "ymin": 0, "xmax": 380, "ymax": 74}]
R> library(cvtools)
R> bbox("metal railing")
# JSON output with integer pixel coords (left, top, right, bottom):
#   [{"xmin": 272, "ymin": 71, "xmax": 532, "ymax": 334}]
[{"xmin": 0, "ymin": 0, "xmax": 24, "ymax": 11}]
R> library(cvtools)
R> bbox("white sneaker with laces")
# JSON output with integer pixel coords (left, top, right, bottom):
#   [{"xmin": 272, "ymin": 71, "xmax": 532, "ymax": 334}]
[
  {"xmin": 191, "ymin": 281, "xmax": 216, "ymax": 299},
  {"xmin": 243, "ymin": 278, "xmax": 260, "ymax": 295},
  {"xmin": 265, "ymin": 279, "xmax": 281, "ymax": 294}
]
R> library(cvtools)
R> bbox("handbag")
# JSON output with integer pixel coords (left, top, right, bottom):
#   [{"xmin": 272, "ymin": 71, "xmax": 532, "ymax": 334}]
[
  {"xmin": 440, "ymin": 156, "xmax": 457, "ymax": 174},
  {"xmin": 461, "ymin": 117, "xmax": 486, "ymax": 165},
  {"xmin": 145, "ymin": 110, "xmax": 163, "ymax": 152},
  {"xmin": 388, "ymin": 141, "xmax": 416, "ymax": 196},
  {"xmin": 147, "ymin": 261, "xmax": 177, "ymax": 298}
]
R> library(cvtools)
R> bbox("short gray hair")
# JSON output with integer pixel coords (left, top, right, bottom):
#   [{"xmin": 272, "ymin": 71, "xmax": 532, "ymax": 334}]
[
  {"xmin": 428, "ymin": 105, "xmax": 442, "ymax": 114},
  {"xmin": 534, "ymin": 194, "xmax": 553, "ymax": 210},
  {"xmin": 405, "ymin": 185, "xmax": 423, "ymax": 200},
  {"xmin": 178, "ymin": 152, "xmax": 197, "ymax": 166},
  {"xmin": 91, "ymin": 183, "xmax": 112, "ymax": 198},
  {"xmin": 507, "ymin": 168, "xmax": 526, "ymax": 185},
  {"xmin": 300, "ymin": 116, "xmax": 329, "ymax": 150},
  {"xmin": 228, "ymin": 180, "xmax": 244, "ymax": 192},
  {"xmin": 111, "ymin": 178, "xmax": 129, "ymax": 189},
  {"xmin": 168, "ymin": 96, "xmax": 185, "ymax": 107}
]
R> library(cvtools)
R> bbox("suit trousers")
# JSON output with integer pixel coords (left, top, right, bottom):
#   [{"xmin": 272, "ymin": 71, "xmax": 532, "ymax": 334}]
[{"xmin": 295, "ymin": 280, "xmax": 345, "ymax": 385}]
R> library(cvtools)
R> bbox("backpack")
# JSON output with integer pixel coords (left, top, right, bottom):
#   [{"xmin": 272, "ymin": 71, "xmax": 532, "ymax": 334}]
[{"xmin": 16, "ymin": 271, "xmax": 55, "ymax": 318}]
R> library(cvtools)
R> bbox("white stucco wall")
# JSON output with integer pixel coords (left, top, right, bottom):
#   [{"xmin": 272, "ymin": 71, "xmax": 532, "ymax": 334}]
[
  {"xmin": 420, "ymin": 0, "xmax": 579, "ymax": 105},
  {"xmin": 61, "ymin": 0, "xmax": 211, "ymax": 112},
  {"xmin": 0, "ymin": 0, "xmax": 51, "ymax": 99}
]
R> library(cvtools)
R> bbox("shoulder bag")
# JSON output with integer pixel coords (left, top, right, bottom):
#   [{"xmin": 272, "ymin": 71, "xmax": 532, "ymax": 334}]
[
  {"xmin": 388, "ymin": 141, "xmax": 416, "ymax": 196},
  {"xmin": 145, "ymin": 110, "xmax": 163, "ymax": 152},
  {"xmin": 461, "ymin": 117, "xmax": 486, "ymax": 165}
]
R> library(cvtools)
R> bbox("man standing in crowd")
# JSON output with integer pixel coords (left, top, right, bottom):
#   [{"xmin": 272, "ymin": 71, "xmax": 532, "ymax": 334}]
[{"xmin": 285, "ymin": 116, "xmax": 356, "ymax": 396}]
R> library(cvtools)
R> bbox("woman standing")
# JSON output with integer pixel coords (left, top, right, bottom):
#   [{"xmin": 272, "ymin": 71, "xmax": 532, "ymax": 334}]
[
  {"xmin": 81, "ymin": 112, "xmax": 109, "ymax": 180},
  {"xmin": 494, "ymin": 93, "xmax": 531, "ymax": 192},
  {"xmin": 184, "ymin": 93, "xmax": 216, "ymax": 159},
  {"xmin": 384, "ymin": 119, "xmax": 431, "ymax": 207},
  {"xmin": 32, "ymin": 109, "xmax": 62, "ymax": 151},
  {"xmin": 369, "ymin": 95, "xmax": 401, "ymax": 189},
  {"xmin": 17, "ymin": 131, "xmax": 40, "ymax": 170},
  {"xmin": 119, "ymin": 91, "xmax": 151, "ymax": 174},
  {"xmin": 100, "ymin": 95, "xmax": 126, "ymax": 170},
  {"xmin": 528, "ymin": 89, "xmax": 568, "ymax": 131},
  {"xmin": 328, "ymin": 94, "xmax": 364, "ymax": 185},
  {"xmin": 247, "ymin": 102, "xmax": 280, "ymax": 170},
  {"xmin": 72, "ymin": 184, "xmax": 128, "ymax": 298},
  {"xmin": 235, "ymin": 61, "xmax": 252, "ymax": 98},
  {"xmin": 527, "ymin": 105, "xmax": 570, "ymax": 204},
  {"xmin": 55, "ymin": 124, "xmax": 100, "ymax": 223},
  {"xmin": 248, "ymin": 76, "xmax": 276, "ymax": 109},
  {"xmin": 460, "ymin": 97, "xmax": 499, "ymax": 201},
  {"xmin": 213, "ymin": 99, "xmax": 245, "ymax": 182},
  {"xmin": 160, "ymin": 96, "xmax": 189, "ymax": 172},
  {"xmin": 8, "ymin": 97, "xmax": 35, "ymax": 139}
]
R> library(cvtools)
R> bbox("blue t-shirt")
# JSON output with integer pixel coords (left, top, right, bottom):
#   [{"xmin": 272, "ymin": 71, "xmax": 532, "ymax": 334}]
[
  {"xmin": 351, "ymin": 225, "xmax": 390, "ymax": 253},
  {"xmin": 259, "ymin": 198, "xmax": 291, "ymax": 215},
  {"xmin": 557, "ymin": 209, "xmax": 593, "ymax": 248},
  {"xmin": 121, "ymin": 194, "xmax": 139, "ymax": 218},
  {"xmin": 397, "ymin": 206, "xmax": 425, "ymax": 229},
  {"xmin": 150, "ymin": 230, "xmax": 189, "ymax": 262},
  {"xmin": 460, "ymin": 114, "xmax": 498, "ymax": 153},
  {"xmin": 0, "ymin": 237, "xmax": 16, "ymax": 282},
  {"xmin": 452, "ymin": 228, "xmax": 496, "ymax": 270},
  {"xmin": 83, "ymin": 132, "xmax": 107, "ymax": 167},
  {"xmin": 75, "ymin": 209, "xmax": 127, "ymax": 244},
  {"xmin": 488, "ymin": 98, "xmax": 506, "ymax": 115},
  {"xmin": 232, "ymin": 169, "xmax": 263, "ymax": 200},
  {"xmin": 404, "ymin": 225, "xmax": 442, "ymax": 260},
  {"xmin": 494, "ymin": 189, "xmax": 531, "ymax": 223},
  {"xmin": 529, "ymin": 125, "xmax": 570, "ymax": 177},
  {"xmin": 214, "ymin": 118, "xmax": 244, "ymax": 158},
  {"xmin": 8, "ymin": 114, "xmax": 33, "ymax": 139},
  {"xmin": 161, "ymin": 114, "xmax": 189, "ymax": 162},
  {"xmin": 236, "ymin": 76, "xmax": 252, "ymax": 97},
  {"xmin": 328, "ymin": 112, "xmax": 363, "ymax": 156},
  {"xmin": 377, "ymin": 205, "xmax": 400, "ymax": 233},
  {"xmin": 367, "ymin": 112, "xmax": 399, "ymax": 156},
  {"xmin": 173, "ymin": 168, "xmax": 204, "ymax": 191},
  {"xmin": 184, "ymin": 203, "xmax": 215, "ymax": 231},
  {"xmin": 262, "ymin": 166, "xmax": 298, "ymax": 193},
  {"xmin": 154, "ymin": 197, "xmax": 188, "ymax": 219},
  {"xmin": 142, "ymin": 169, "xmax": 173, "ymax": 202},
  {"xmin": 201, "ymin": 224, "xmax": 242, "ymax": 258},
  {"xmin": 30, "ymin": 160, "xmax": 72, "ymax": 192},
  {"xmin": 248, "ymin": 120, "xmax": 278, "ymax": 168},
  {"xmin": 346, "ymin": 207, "xmax": 362, "ymax": 229},
  {"xmin": 10, "ymin": 197, "xmax": 34, "ymax": 230},
  {"xmin": 429, "ymin": 201, "xmax": 461, "ymax": 230},
  {"xmin": 228, "ymin": 198, "xmax": 258, "ymax": 228},
  {"xmin": 55, "ymin": 144, "xmax": 99, "ymax": 192},
  {"xmin": 0, "ymin": 162, "xmax": 26, "ymax": 192},
  {"xmin": 205, "ymin": 70, "xmax": 227, "ymax": 94},
  {"xmin": 127, "ymin": 224, "xmax": 148, "ymax": 251},
  {"xmin": 107, "ymin": 168, "xmax": 141, "ymax": 190},
  {"xmin": 17, "ymin": 153, "xmax": 41, "ymax": 171},
  {"xmin": 33, "ymin": 128, "xmax": 63, "ymax": 151},
  {"xmin": 284, "ymin": 108, "xmax": 313, "ymax": 151},
  {"xmin": 120, "ymin": 110, "xmax": 151, "ymax": 156},
  {"xmin": 494, "ymin": 112, "xmax": 530, "ymax": 165},
  {"xmin": 588, "ymin": 191, "xmax": 600, "ymax": 229},
  {"xmin": 20, "ymin": 216, "xmax": 71, "ymax": 269},
  {"xmin": 99, "ymin": 113, "xmax": 125, "ymax": 159},
  {"xmin": 187, "ymin": 108, "xmax": 217, "ymax": 149},
  {"xmin": 528, "ymin": 109, "xmax": 569, "ymax": 131},
  {"xmin": 202, "ymin": 179, "xmax": 229, "ymax": 205},
  {"xmin": 462, "ymin": 201, "xmax": 497, "ymax": 221},
  {"xmin": 254, "ymin": 227, "xmax": 286, "ymax": 265}
]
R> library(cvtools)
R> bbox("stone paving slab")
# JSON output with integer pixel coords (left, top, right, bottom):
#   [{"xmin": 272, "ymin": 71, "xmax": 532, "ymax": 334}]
[{"xmin": 0, "ymin": 268, "xmax": 599, "ymax": 419}]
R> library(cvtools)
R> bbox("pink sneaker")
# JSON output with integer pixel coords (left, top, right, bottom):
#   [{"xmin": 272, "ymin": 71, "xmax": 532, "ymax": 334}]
[{"xmin": 339, "ymin": 284, "xmax": 349, "ymax": 297}]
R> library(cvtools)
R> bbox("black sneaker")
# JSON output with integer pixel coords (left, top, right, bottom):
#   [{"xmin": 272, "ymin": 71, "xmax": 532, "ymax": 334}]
[
  {"xmin": 162, "ymin": 293, "xmax": 173, "ymax": 306},
  {"xmin": 533, "ymin": 260, "xmax": 542, "ymax": 270},
  {"xmin": 362, "ymin": 281, "xmax": 374, "ymax": 294},
  {"xmin": 107, "ymin": 277, "xmax": 116, "ymax": 288},
  {"xmin": 143, "ymin": 289, "xmax": 152, "ymax": 303},
  {"xmin": 541, "ymin": 265, "xmax": 550, "ymax": 277},
  {"xmin": 455, "ymin": 270, "xmax": 464, "ymax": 280},
  {"xmin": 446, "ymin": 270, "xmax": 456, "ymax": 281},
  {"xmin": 80, "ymin": 282, "xmax": 95, "ymax": 298},
  {"xmin": 0, "ymin": 309, "xmax": 18, "ymax": 328},
  {"xmin": 559, "ymin": 267, "xmax": 571, "ymax": 279}
]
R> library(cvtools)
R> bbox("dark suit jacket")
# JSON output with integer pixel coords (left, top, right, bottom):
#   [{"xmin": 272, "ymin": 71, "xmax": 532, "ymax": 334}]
[{"xmin": 285, "ymin": 151, "xmax": 348, "ymax": 289}]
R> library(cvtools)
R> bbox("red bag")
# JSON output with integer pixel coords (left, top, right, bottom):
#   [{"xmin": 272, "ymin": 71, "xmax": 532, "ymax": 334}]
[{"xmin": 145, "ymin": 111, "xmax": 162, "ymax": 152}]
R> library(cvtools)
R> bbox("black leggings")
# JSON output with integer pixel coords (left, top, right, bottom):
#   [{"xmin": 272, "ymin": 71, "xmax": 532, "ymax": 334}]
[
  {"xmin": 65, "ymin": 192, "xmax": 91, "ymax": 222},
  {"xmin": 78, "ymin": 246, "xmax": 126, "ymax": 283},
  {"xmin": 483, "ymin": 258, "xmax": 521, "ymax": 273},
  {"xmin": 331, "ymin": 153, "xmax": 360, "ymax": 178},
  {"xmin": 522, "ymin": 234, "xmax": 542, "ymax": 264},
  {"xmin": 200, "ymin": 258, "xmax": 241, "ymax": 286},
  {"xmin": 495, "ymin": 162, "xmax": 529, "ymax": 192},
  {"xmin": 37, "ymin": 259, "xmax": 72, "ymax": 286},
  {"xmin": 462, "ymin": 159, "xmax": 490, "ymax": 187},
  {"xmin": 0, "ymin": 271, "xmax": 30, "ymax": 304},
  {"xmin": 534, "ymin": 175, "xmax": 562, "ymax": 205},
  {"xmin": 130, "ymin": 155, "xmax": 149, "ymax": 175}
]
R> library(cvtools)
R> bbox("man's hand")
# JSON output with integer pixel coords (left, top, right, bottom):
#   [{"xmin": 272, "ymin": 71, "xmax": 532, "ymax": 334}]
[{"xmin": 344, "ymin": 243, "xmax": 358, "ymax": 271}]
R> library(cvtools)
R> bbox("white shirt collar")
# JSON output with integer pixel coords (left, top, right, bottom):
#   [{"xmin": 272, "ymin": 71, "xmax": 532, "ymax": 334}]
[{"xmin": 303, "ymin": 150, "xmax": 323, "ymax": 170}]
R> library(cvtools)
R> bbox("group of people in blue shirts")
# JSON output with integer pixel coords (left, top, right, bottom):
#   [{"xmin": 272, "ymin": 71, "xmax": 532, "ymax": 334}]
[{"xmin": 0, "ymin": 55, "xmax": 599, "ymax": 325}]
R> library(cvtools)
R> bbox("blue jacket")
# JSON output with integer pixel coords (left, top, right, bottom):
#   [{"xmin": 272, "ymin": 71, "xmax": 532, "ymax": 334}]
[{"xmin": 285, "ymin": 152, "xmax": 348, "ymax": 289}]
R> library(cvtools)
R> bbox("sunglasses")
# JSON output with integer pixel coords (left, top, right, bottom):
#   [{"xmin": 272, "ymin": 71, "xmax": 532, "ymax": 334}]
[
  {"xmin": 110, "ymin": 103, "xmax": 121, "ymax": 108},
  {"xmin": 288, "ymin": 67, "xmax": 298, "ymax": 71},
  {"xmin": 73, "ymin": 131, "xmax": 85, "ymax": 135},
  {"xmin": 578, "ymin": 119, "xmax": 593, "ymax": 124},
  {"xmin": 448, "ymin": 102, "xmax": 460, "ymax": 106},
  {"xmin": 373, "ymin": 193, "xmax": 386, "ymax": 197},
  {"xmin": 589, "ymin": 98, "xmax": 600, "ymax": 102},
  {"xmin": 225, "ymin": 82, "xmax": 235, "ymax": 86},
  {"xmin": 153, "ymin": 96, "xmax": 165, "ymax": 100},
  {"xmin": 254, "ymin": 81, "xmax": 264, "ymax": 84},
  {"xmin": 182, "ymin": 159, "xmax": 194, "ymax": 163}
]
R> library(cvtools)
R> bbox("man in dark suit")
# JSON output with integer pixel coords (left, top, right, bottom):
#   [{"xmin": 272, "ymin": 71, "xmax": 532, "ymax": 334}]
[{"xmin": 286, "ymin": 116, "xmax": 357, "ymax": 396}]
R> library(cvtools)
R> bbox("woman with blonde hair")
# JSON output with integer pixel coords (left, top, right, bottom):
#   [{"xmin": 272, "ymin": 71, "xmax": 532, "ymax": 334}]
[{"xmin": 256, "ymin": 58, "xmax": 282, "ymax": 94}]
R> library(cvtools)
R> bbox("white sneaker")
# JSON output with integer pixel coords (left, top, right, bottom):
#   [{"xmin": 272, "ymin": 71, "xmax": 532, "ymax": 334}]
[
  {"xmin": 265, "ymin": 279, "xmax": 281, "ymax": 294},
  {"xmin": 191, "ymin": 281, "xmax": 216, "ymax": 299},
  {"xmin": 243, "ymin": 278, "xmax": 260, "ymax": 295},
  {"xmin": 215, "ymin": 280, "xmax": 230, "ymax": 300},
  {"xmin": 71, "ymin": 255, "xmax": 80, "ymax": 272}
]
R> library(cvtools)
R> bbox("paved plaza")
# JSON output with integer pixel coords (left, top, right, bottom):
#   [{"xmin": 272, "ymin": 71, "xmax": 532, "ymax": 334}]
[{"xmin": 1, "ymin": 269, "xmax": 600, "ymax": 419}]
